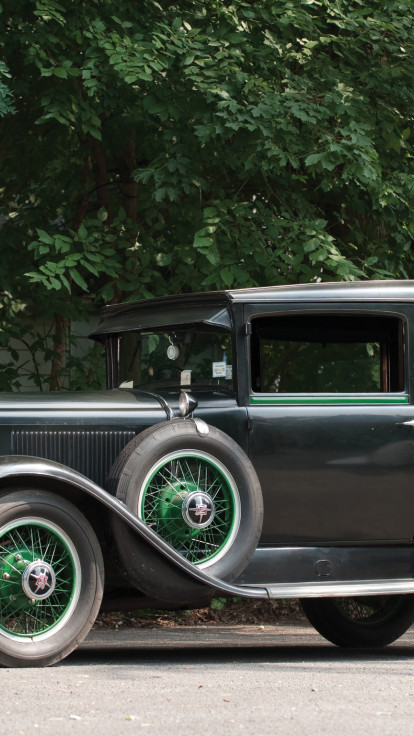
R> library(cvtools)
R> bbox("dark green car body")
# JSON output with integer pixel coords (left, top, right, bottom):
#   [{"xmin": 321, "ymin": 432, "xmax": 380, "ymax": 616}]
[{"xmin": 3, "ymin": 280, "xmax": 414, "ymax": 664}]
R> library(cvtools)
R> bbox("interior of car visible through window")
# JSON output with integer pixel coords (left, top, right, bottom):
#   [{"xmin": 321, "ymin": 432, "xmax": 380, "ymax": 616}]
[{"xmin": 250, "ymin": 313, "xmax": 404, "ymax": 394}]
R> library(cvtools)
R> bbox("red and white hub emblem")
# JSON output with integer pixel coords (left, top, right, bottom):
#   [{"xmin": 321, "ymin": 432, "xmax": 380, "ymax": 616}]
[
  {"xmin": 33, "ymin": 569, "xmax": 49, "ymax": 592},
  {"xmin": 22, "ymin": 561, "xmax": 56, "ymax": 600},
  {"xmin": 182, "ymin": 491, "xmax": 216, "ymax": 529},
  {"xmin": 194, "ymin": 502, "xmax": 208, "ymax": 519}
]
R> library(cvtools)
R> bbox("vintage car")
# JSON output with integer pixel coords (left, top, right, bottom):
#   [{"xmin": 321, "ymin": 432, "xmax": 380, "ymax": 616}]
[{"xmin": 1, "ymin": 279, "xmax": 414, "ymax": 666}]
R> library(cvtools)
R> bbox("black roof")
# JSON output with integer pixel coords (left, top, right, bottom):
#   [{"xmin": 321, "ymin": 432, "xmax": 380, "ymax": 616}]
[{"xmin": 91, "ymin": 280, "xmax": 414, "ymax": 337}]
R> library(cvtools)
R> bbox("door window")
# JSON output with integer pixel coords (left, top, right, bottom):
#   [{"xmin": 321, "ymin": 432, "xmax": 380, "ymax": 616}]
[{"xmin": 250, "ymin": 314, "xmax": 404, "ymax": 397}]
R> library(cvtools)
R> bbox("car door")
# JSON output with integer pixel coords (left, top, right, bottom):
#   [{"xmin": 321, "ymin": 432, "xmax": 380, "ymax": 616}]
[{"xmin": 245, "ymin": 302, "xmax": 414, "ymax": 546}]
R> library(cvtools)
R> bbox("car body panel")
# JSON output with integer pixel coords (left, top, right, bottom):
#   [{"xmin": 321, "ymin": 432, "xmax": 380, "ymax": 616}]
[
  {"xmin": 247, "ymin": 403, "xmax": 414, "ymax": 545},
  {"xmin": 3, "ymin": 280, "xmax": 414, "ymax": 599}
]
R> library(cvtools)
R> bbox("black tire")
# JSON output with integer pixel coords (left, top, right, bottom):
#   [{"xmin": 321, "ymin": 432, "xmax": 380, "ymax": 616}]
[
  {"xmin": 0, "ymin": 489, "xmax": 104, "ymax": 667},
  {"xmin": 301, "ymin": 595, "xmax": 414, "ymax": 648},
  {"xmin": 108, "ymin": 420, "xmax": 263, "ymax": 605}
]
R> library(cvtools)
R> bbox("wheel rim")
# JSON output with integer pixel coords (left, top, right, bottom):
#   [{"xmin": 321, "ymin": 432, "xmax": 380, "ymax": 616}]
[
  {"xmin": 139, "ymin": 450, "xmax": 241, "ymax": 567},
  {"xmin": 0, "ymin": 517, "xmax": 81, "ymax": 640},
  {"xmin": 333, "ymin": 596, "xmax": 404, "ymax": 626}
]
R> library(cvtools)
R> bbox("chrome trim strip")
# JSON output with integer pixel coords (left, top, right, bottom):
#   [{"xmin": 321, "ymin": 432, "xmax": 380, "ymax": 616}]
[{"xmin": 265, "ymin": 579, "xmax": 414, "ymax": 599}]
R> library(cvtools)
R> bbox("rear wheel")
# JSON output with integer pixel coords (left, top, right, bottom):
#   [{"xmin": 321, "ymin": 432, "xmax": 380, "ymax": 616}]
[
  {"xmin": 0, "ymin": 490, "xmax": 104, "ymax": 667},
  {"xmin": 301, "ymin": 595, "xmax": 414, "ymax": 647}
]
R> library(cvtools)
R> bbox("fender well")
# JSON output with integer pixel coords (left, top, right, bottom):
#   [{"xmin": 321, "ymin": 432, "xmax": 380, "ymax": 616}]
[{"xmin": 0, "ymin": 456, "xmax": 268, "ymax": 600}]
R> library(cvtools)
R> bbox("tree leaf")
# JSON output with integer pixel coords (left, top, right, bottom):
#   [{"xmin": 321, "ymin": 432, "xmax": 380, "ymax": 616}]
[{"xmin": 69, "ymin": 267, "xmax": 88, "ymax": 292}]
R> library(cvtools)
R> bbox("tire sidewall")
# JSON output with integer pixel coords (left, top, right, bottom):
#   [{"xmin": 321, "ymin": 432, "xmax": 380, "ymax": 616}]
[
  {"xmin": 301, "ymin": 595, "xmax": 414, "ymax": 648},
  {"xmin": 0, "ymin": 490, "xmax": 104, "ymax": 667},
  {"xmin": 109, "ymin": 420, "xmax": 263, "ymax": 601}
]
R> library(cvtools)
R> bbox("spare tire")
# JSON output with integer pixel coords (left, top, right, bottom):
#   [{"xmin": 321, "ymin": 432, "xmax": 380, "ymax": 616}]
[{"xmin": 107, "ymin": 420, "xmax": 263, "ymax": 605}]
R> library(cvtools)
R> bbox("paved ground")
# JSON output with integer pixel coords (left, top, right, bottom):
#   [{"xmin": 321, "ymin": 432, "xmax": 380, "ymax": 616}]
[
  {"xmin": 2, "ymin": 622, "xmax": 414, "ymax": 736},
  {"xmin": 84, "ymin": 620, "xmax": 324, "ymax": 651}
]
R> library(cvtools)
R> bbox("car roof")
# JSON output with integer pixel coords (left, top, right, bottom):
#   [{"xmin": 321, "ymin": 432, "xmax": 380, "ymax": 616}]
[
  {"xmin": 226, "ymin": 279, "xmax": 414, "ymax": 302},
  {"xmin": 91, "ymin": 280, "xmax": 414, "ymax": 338}
]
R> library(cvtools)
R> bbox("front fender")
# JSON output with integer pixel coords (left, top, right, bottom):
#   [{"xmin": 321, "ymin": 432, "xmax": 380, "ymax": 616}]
[{"xmin": 0, "ymin": 456, "xmax": 268, "ymax": 600}]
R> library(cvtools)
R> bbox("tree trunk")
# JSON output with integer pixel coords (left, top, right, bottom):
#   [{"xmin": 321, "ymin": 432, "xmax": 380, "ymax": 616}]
[{"xmin": 50, "ymin": 313, "xmax": 68, "ymax": 391}]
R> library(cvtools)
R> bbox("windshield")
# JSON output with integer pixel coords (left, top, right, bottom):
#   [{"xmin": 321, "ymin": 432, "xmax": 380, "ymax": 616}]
[{"xmin": 118, "ymin": 329, "xmax": 233, "ymax": 391}]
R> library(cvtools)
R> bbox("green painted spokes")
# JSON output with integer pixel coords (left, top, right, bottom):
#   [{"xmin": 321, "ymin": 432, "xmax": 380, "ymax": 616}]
[
  {"xmin": 0, "ymin": 519, "xmax": 80, "ymax": 639},
  {"xmin": 140, "ymin": 451, "xmax": 240, "ymax": 567}
]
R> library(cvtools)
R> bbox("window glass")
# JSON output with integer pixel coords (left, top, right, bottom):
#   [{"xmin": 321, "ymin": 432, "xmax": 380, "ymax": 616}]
[
  {"xmin": 251, "ymin": 314, "xmax": 403, "ymax": 394},
  {"xmin": 119, "ymin": 329, "xmax": 233, "ymax": 391}
]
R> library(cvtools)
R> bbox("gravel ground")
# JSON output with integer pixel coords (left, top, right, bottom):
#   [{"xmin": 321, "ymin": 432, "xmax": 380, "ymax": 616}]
[{"xmin": 94, "ymin": 597, "xmax": 305, "ymax": 630}]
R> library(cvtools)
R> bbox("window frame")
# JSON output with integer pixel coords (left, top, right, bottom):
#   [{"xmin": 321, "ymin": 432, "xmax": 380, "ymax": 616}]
[{"xmin": 246, "ymin": 306, "xmax": 409, "ymax": 407}]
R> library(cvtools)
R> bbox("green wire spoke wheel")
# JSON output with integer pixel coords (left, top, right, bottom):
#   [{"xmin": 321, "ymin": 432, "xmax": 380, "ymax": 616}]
[
  {"xmin": 139, "ymin": 450, "xmax": 241, "ymax": 568},
  {"xmin": 109, "ymin": 420, "xmax": 263, "ymax": 606},
  {"xmin": 0, "ymin": 490, "xmax": 104, "ymax": 668},
  {"xmin": 0, "ymin": 518, "xmax": 80, "ymax": 639}
]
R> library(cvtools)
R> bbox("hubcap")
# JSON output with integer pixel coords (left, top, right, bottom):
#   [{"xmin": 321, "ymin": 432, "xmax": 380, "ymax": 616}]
[
  {"xmin": 21, "ymin": 560, "xmax": 56, "ymax": 600},
  {"xmin": 182, "ymin": 491, "xmax": 215, "ymax": 529}
]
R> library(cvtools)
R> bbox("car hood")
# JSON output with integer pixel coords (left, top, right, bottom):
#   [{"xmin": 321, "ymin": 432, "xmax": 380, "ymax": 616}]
[{"xmin": 0, "ymin": 388, "xmax": 166, "ymax": 413}]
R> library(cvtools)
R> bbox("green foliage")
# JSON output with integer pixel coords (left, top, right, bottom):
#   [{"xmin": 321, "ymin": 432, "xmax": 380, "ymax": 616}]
[
  {"xmin": 210, "ymin": 596, "xmax": 242, "ymax": 611},
  {"xmin": 0, "ymin": 0, "xmax": 413, "ymax": 388},
  {"xmin": 65, "ymin": 343, "xmax": 106, "ymax": 391},
  {"xmin": 26, "ymin": 210, "xmax": 131, "ymax": 296},
  {"xmin": 0, "ymin": 61, "xmax": 15, "ymax": 117}
]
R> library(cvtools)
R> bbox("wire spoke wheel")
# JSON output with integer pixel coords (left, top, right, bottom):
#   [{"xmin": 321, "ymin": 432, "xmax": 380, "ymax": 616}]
[
  {"xmin": 0, "ymin": 490, "xmax": 104, "ymax": 668},
  {"xmin": 140, "ymin": 451, "xmax": 240, "ymax": 567},
  {"xmin": 332, "ymin": 596, "xmax": 404, "ymax": 626},
  {"xmin": 0, "ymin": 518, "xmax": 80, "ymax": 640}
]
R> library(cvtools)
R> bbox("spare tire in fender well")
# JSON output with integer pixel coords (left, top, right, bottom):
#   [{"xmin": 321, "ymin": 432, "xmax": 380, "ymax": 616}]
[{"xmin": 107, "ymin": 419, "xmax": 263, "ymax": 606}]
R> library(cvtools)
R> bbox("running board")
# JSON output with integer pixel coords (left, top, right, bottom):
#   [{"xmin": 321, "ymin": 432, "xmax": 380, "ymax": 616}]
[{"xmin": 262, "ymin": 578, "xmax": 414, "ymax": 599}]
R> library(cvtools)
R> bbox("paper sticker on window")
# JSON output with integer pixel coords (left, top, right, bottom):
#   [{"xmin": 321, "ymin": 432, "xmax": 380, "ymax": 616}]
[
  {"xmin": 212, "ymin": 362, "xmax": 227, "ymax": 378},
  {"xmin": 180, "ymin": 370, "xmax": 192, "ymax": 386},
  {"xmin": 226, "ymin": 364, "xmax": 232, "ymax": 380},
  {"xmin": 119, "ymin": 380, "xmax": 134, "ymax": 389}
]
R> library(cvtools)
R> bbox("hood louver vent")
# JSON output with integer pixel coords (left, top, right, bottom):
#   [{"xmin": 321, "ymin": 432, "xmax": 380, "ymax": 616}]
[{"xmin": 11, "ymin": 430, "xmax": 136, "ymax": 488}]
